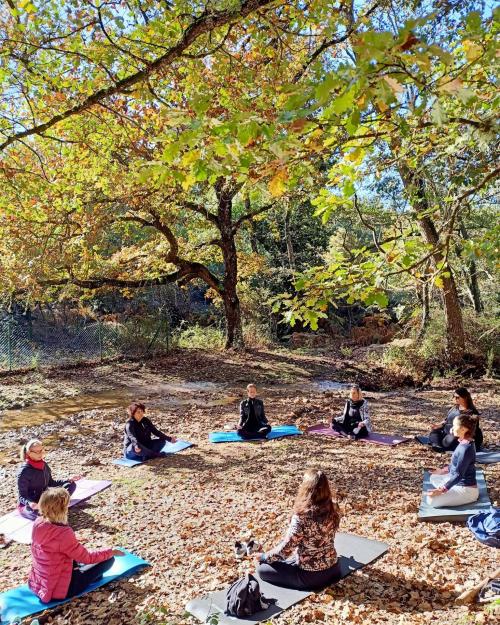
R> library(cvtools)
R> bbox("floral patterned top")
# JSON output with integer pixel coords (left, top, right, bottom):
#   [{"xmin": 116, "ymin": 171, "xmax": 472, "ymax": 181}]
[{"xmin": 264, "ymin": 505, "xmax": 340, "ymax": 571}]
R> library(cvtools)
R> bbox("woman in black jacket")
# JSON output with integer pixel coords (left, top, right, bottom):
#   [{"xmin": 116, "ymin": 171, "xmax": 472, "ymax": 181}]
[
  {"xmin": 17, "ymin": 439, "xmax": 79, "ymax": 520},
  {"xmin": 123, "ymin": 402, "xmax": 176, "ymax": 461},
  {"xmin": 428, "ymin": 387, "xmax": 483, "ymax": 451}
]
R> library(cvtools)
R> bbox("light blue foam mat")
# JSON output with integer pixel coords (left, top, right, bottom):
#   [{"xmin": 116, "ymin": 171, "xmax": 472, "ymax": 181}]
[
  {"xmin": 0, "ymin": 549, "xmax": 149, "ymax": 623},
  {"xmin": 112, "ymin": 440, "xmax": 193, "ymax": 466},
  {"xmin": 418, "ymin": 469, "xmax": 491, "ymax": 523},
  {"xmin": 209, "ymin": 425, "xmax": 302, "ymax": 443},
  {"xmin": 415, "ymin": 437, "xmax": 500, "ymax": 464}
]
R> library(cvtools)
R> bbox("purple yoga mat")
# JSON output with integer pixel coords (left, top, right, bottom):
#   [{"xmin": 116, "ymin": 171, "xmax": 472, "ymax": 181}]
[
  {"xmin": 307, "ymin": 423, "xmax": 409, "ymax": 446},
  {"xmin": 69, "ymin": 479, "xmax": 112, "ymax": 506},
  {"xmin": 0, "ymin": 479, "xmax": 112, "ymax": 544}
]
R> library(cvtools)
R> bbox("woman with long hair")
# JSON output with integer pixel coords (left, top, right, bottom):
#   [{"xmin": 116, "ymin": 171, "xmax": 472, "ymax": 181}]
[
  {"xmin": 428, "ymin": 387, "xmax": 483, "ymax": 451},
  {"xmin": 255, "ymin": 469, "xmax": 341, "ymax": 589}
]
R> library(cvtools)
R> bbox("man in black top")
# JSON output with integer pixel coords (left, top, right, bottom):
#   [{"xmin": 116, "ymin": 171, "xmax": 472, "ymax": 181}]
[{"xmin": 237, "ymin": 384, "xmax": 271, "ymax": 439}]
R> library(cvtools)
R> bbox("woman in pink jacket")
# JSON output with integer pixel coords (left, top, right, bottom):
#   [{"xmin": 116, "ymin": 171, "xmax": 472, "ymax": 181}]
[{"xmin": 29, "ymin": 487, "xmax": 124, "ymax": 603}]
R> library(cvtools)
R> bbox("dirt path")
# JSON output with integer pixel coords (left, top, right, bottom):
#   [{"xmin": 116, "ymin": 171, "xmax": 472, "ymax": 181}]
[{"xmin": 0, "ymin": 349, "xmax": 498, "ymax": 625}]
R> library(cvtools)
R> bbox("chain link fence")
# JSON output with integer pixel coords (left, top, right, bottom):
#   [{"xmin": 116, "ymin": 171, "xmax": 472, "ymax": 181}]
[{"xmin": 0, "ymin": 313, "xmax": 171, "ymax": 372}]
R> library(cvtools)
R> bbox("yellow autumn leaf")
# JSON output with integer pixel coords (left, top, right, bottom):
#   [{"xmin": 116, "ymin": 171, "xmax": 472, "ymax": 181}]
[
  {"xmin": 438, "ymin": 77, "xmax": 464, "ymax": 94},
  {"xmin": 268, "ymin": 168, "xmax": 288, "ymax": 197},
  {"xmin": 383, "ymin": 76, "xmax": 404, "ymax": 94},
  {"xmin": 462, "ymin": 40, "xmax": 482, "ymax": 62}
]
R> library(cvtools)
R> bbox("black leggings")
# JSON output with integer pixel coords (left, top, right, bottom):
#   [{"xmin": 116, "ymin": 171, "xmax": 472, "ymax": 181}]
[
  {"xmin": 429, "ymin": 428, "xmax": 458, "ymax": 451},
  {"xmin": 125, "ymin": 438, "xmax": 165, "ymax": 460},
  {"xmin": 19, "ymin": 481, "xmax": 77, "ymax": 521},
  {"xmin": 257, "ymin": 559, "xmax": 342, "ymax": 590},
  {"xmin": 237, "ymin": 425, "xmax": 271, "ymax": 439},
  {"xmin": 332, "ymin": 421, "xmax": 368, "ymax": 440},
  {"xmin": 429, "ymin": 425, "xmax": 483, "ymax": 451},
  {"xmin": 66, "ymin": 557, "xmax": 115, "ymax": 598}
]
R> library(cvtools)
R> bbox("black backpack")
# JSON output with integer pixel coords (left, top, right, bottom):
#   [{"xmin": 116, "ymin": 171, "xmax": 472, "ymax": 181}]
[{"xmin": 225, "ymin": 573, "xmax": 275, "ymax": 617}]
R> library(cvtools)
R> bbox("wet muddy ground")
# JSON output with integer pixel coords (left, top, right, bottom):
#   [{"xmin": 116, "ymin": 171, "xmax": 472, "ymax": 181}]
[{"xmin": 0, "ymin": 348, "xmax": 498, "ymax": 625}]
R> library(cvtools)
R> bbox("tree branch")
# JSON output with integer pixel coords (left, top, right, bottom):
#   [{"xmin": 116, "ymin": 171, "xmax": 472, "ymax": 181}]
[
  {"xmin": 0, "ymin": 0, "xmax": 276, "ymax": 152},
  {"xmin": 232, "ymin": 202, "xmax": 274, "ymax": 232},
  {"xmin": 293, "ymin": 2, "xmax": 381, "ymax": 83},
  {"xmin": 183, "ymin": 201, "xmax": 220, "ymax": 226}
]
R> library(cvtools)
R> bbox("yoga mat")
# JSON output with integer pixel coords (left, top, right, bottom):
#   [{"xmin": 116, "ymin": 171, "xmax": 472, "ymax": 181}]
[
  {"xmin": 112, "ymin": 440, "xmax": 194, "ymax": 467},
  {"xmin": 0, "ymin": 549, "xmax": 149, "ymax": 624},
  {"xmin": 209, "ymin": 425, "xmax": 302, "ymax": 444},
  {"xmin": 0, "ymin": 479, "xmax": 111, "ymax": 545},
  {"xmin": 307, "ymin": 423, "xmax": 409, "ymax": 446},
  {"xmin": 418, "ymin": 469, "xmax": 491, "ymax": 523},
  {"xmin": 415, "ymin": 437, "xmax": 500, "ymax": 464},
  {"xmin": 186, "ymin": 532, "xmax": 388, "ymax": 625}
]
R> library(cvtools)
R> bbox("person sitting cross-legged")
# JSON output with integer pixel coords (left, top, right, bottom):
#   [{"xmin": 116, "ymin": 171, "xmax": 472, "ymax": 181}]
[
  {"xmin": 123, "ymin": 402, "xmax": 176, "ymax": 461},
  {"xmin": 29, "ymin": 487, "xmax": 125, "ymax": 603},
  {"xmin": 427, "ymin": 411, "xmax": 480, "ymax": 508},
  {"xmin": 255, "ymin": 469, "xmax": 342, "ymax": 590},
  {"xmin": 17, "ymin": 439, "xmax": 81, "ymax": 521},
  {"xmin": 237, "ymin": 384, "xmax": 271, "ymax": 439},
  {"xmin": 331, "ymin": 384, "xmax": 371, "ymax": 440}
]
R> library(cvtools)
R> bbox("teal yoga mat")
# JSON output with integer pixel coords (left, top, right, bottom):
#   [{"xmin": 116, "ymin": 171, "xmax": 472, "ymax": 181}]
[
  {"xmin": 113, "ymin": 440, "xmax": 193, "ymax": 467},
  {"xmin": 209, "ymin": 425, "xmax": 302, "ymax": 443},
  {"xmin": 0, "ymin": 550, "xmax": 149, "ymax": 624},
  {"xmin": 418, "ymin": 469, "xmax": 491, "ymax": 523}
]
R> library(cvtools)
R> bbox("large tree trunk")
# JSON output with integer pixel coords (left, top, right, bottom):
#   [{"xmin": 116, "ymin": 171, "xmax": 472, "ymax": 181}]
[
  {"xmin": 399, "ymin": 166, "xmax": 466, "ymax": 363},
  {"xmin": 216, "ymin": 180, "xmax": 244, "ymax": 349}
]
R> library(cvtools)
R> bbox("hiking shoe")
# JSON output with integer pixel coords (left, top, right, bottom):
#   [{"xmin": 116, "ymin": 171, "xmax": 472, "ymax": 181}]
[{"xmin": 234, "ymin": 541, "xmax": 247, "ymax": 558}]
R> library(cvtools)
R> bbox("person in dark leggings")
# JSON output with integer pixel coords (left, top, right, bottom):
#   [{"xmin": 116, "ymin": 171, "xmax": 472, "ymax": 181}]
[
  {"xmin": 331, "ymin": 384, "xmax": 371, "ymax": 440},
  {"xmin": 255, "ymin": 469, "xmax": 342, "ymax": 590},
  {"xmin": 17, "ymin": 439, "xmax": 80, "ymax": 521},
  {"xmin": 28, "ymin": 488, "xmax": 124, "ymax": 603},
  {"xmin": 428, "ymin": 387, "xmax": 483, "ymax": 452},
  {"xmin": 237, "ymin": 384, "xmax": 271, "ymax": 439},
  {"xmin": 123, "ymin": 402, "xmax": 177, "ymax": 461},
  {"xmin": 66, "ymin": 558, "xmax": 116, "ymax": 597}
]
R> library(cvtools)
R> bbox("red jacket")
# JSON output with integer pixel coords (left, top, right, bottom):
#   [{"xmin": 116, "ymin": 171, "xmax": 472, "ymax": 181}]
[{"xmin": 29, "ymin": 517, "xmax": 113, "ymax": 602}]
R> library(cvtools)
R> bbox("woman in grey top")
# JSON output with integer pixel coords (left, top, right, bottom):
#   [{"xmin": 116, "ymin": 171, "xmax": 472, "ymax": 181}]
[{"xmin": 428, "ymin": 387, "xmax": 483, "ymax": 451}]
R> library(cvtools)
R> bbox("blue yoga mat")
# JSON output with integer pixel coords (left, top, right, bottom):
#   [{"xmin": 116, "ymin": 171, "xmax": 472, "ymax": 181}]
[
  {"xmin": 209, "ymin": 425, "xmax": 302, "ymax": 443},
  {"xmin": 418, "ymin": 469, "xmax": 491, "ymax": 523},
  {"xmin": 415, "ymin": 437, "xmax": 500, "ymax": 464},
  {"xmin": 0, "ymin": 550, "xmax": 149, "ymax": 624},
  {"xmin": 113, "ymin": 440, "xmax": 193, "ymax": 467}
]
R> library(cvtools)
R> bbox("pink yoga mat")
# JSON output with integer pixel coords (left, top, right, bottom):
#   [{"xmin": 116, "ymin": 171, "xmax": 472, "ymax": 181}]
[
  {"xmin": 0, "ymin": 479, "xmax": 112, "ymax": 544},
  {"xmin": 307, "ymin": 423, "xmax": 409, "ymax": 446}
]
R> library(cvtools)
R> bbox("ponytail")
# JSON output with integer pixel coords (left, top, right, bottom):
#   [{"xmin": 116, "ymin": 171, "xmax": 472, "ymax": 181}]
[{"xmin": 455, "ymin": 411, "xmax": 479, "ymax": 439}]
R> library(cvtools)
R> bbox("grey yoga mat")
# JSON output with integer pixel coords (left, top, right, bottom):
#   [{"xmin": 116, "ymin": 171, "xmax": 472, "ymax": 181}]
[
  {"xmin": 415, "ymin": 437, "xmax": 500, "ymax": 464},
  {"xmin": 185, "ymin": 532, "xmax": 388, "ymax": 625},
  {"xmin": 418, "ymin": 469, "xmax": 491, "ymax": 523}
]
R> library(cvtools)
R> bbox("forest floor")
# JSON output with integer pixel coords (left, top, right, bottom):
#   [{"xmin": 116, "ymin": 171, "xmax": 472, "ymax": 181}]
[{"xmin": 0, "ymin": 347, "xmax": 498, "ymax": 625}]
